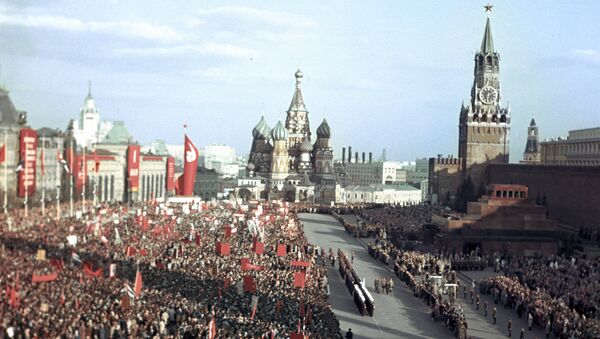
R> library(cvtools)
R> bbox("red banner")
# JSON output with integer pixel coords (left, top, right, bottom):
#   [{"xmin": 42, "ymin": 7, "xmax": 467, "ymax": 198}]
[
  {"xmin": 216, "ymin": 242, "xmax": 230, "ymax": 256},
  {"xmin": 277, "ymin": 244, "xmax": 287, "ymax": 257},
  {"xmin": 32, "ymin": 272, "xmax": 58, "ymax": 283},
  {"xmin": 243, "ymin": 276, "xmax": 256, "ymax": 292},
  {"xmin": 176, "ymin": 134, "xmax": 198, "ymax": 196},
  {"xmin": 253, "ymin": 241, "xmax": 265, "ymax": 255},
  {"xmin": 83, "ymin": 262, "xmax": 102, "ymax": 278},
  {"xmin": 166, "ymin": 156, "xmax": 175, "ymax": 192},
  {"xmin": 18, "ymin": 128, "xmax": 38, "ymax": 197},
  {"xmin": 127, "ymin": 145, "xmax": 141, "ymax": 192},
  {"xmin": 241, "ymin": 258, "xmax": 264, "ymax": 271},
  {"xmin": 73, "ymin": 155, "xmax": 87, "ymax": 193},
  {"xmin": 293, "ymin": 272, "xmax": 306, "ymax": 288}
]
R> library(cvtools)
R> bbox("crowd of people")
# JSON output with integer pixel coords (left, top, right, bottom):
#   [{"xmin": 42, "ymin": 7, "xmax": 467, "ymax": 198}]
[
  {"xmin": 392, "ymin": 247, "xmax": 467, "ymax": 338},
  {"xmin": 480, "ymin": 256, "xmax": 600, "ymax": 338},
  {"xmin": 356, "ymin": 204, "xmax": 446, "ymax": 241},
  {"xmin": 0, "ymin": 201, "xmax": 342, "ymax": 338}
]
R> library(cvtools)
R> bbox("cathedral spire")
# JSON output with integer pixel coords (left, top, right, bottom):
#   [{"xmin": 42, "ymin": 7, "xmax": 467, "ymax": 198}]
[
  {"xmin": 480, "ymin": 13, "xmax": 495, "ymax": 54},
  {"xmin": 288, "ymin": 69, "xmax": 306, "ymax": 112}
]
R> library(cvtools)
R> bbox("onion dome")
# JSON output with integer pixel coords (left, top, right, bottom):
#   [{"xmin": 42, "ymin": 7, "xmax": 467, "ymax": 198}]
[
  {"xmin": 271, "ymin": 120, "xmax": 288, "ymax": 141},
  {"xmin": 299, "ymin": 138, "xmax": 312, "ymax": 153},
  {"xmin": 295, "ymin": 68, "xmax": 303, "ymax": 80},
  {"xmin": 252, "ymin": 116, "xmax": 270, "ymax": 139},
  {"xmin": 316, "ymin": 118, "xmax": 331, "ymax": 138}
]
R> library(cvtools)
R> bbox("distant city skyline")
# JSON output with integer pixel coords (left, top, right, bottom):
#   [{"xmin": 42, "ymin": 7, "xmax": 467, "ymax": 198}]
[{"xmin": 1, "ymin": 1, "xmax": 599, "ymax": 161}]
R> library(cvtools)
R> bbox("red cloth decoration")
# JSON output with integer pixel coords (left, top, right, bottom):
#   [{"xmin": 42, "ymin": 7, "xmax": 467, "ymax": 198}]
[
  {"xmin": 293, "ymin": 272, "xmax": 306, "ymax": 288},
  {"xmin": 276, "ymin": 244, "xmax": 287, "ymax": 257},
  {"xmin": 243, "ymin": 276, "xmax": 256, "ymax": 292},
  {"xmin": 31, "ymin": 272, "xmax": 58, "ymax": 283},
  {"xmin": 253, "ymin": 241, "xmax": 265, "ymax": 255}
]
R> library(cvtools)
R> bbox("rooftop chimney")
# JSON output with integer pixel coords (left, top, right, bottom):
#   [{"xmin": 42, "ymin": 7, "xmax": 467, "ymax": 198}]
[{"xmin": 348, "ymin": 146, "xmax": 352, "ymax": 163}]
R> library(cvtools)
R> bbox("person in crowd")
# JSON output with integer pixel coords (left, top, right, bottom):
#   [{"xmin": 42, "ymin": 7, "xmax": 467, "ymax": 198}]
[{"xmin": 0, "ymin": 201, "xmax": 342, "ymax": 338}]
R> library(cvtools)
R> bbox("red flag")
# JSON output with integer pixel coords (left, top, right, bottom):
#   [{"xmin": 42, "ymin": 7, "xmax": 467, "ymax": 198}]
[
  {"xmin": 9, "ymin": 287, "xmax": 19, "ymax": 309},
  {"xmin": 125, "ymin": 246, "xmax": 137, "ymax": 257},
  {"xmin": 134, "ymin": 270, "xmax": 142, "ymax": 298},
  {"xmin": 0, "ymin": 144, "xmax": 5, "ymax": 164},
  {"xmin": 277, "ymin": 244, "xmax": 287, "ymax": 257},
  {"xmin": 241, "ymin": 258, "xmax": 264, "ymax": 271},
  {"xmin": 32, "ymin": 272, "xmax": 58, "ymax": 283},
  {"xmin": 243, "ymin": 276, "xmax": 256, "ymax": 292},
  {"xmin": 176, "ymin": 134, "xmax": 199, "ymax": 196},
  {"xmin": 141, "ymin": 217, "xmax": 149, "ymax": 232},
  {"xmin": 195, "ymin": 233, "xmax": 201, "ymax": 245},
  {"xmin": 253, "ymin": 241, "xmax": 265, "ymax": 255},
  {"xmin": 224, "ymin": 277, "xmax": 230, "ymax": 290},
  {"xmin": 83, "ymin": 262, "xmax": 102, "ymax": 278},
  {"xmin": 224, "ymin": 225, "xmax": 232, "ymax": 239},
  {"xmin": 299, "ymin": 299, "xmax": 305, "ymax": 317},
  {"xmin": 294, "ymin": 272, "xmax": 306, "ymax": 288},
  {"xmin": 216, "ymin": 242, "xmax": 230, "ymax": 256},
  {"xmin": 40, "ymin": 149, "xmax": 45, "ymax": 176}
]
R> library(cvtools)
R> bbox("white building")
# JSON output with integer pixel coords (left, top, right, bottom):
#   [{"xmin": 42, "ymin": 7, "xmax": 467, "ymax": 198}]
[
  {"xmin": 200, "ymin": 144, "xmax": 239, "ymax": 177},
  {"xmin": 344, "ymin": 161, "xmax": 407, "ymax": 185},
  {"xmin": 342, "ymin": 184, "xmax": 422, "ymax": 205},
  {"xmin": 72, "ymin": 84, "xmax": 113, "ymax": 149},
  {"xmin": 166, "ymin": 144, "xmax": 184, "ymax": 166}
]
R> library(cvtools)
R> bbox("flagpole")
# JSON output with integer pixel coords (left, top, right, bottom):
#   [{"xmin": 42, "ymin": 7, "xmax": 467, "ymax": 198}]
[
  {"xmin": 41, "ymin": 134, "xmax": 45, "ymax": 217},
  {"xmin": 92, "ymin": 145, "xmax": 97, "ymax": 214},
  {"xmin": 70, "ymin": 138, "xmax": 74, "ymax": 218},
  {"xmin": 56, "ymin": 145, "xmax": 60, "ymax": 221},
  {"xmin": 24, "ymin": 136, "xmax": 28, "ymax": 218},
  {"xmin": 82, "ymin": 144, "xmax": 86, "ymax": 214},
  {"xmin": 3, "ymin": 129, "xmax": 7, "ymax": 215}
]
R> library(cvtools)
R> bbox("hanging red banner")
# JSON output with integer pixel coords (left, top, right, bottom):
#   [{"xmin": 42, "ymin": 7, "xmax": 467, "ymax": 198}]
[
  {"xmin": 166, "ymin": 156, "xmax": 175, "ymax": 191},
  {"xmin": 18, "ymin": 128, "xmax": 38, "ymax": 197},
  {"xmin": 127, "ymin": 145, "xmax": 141, "ymax": 192}
]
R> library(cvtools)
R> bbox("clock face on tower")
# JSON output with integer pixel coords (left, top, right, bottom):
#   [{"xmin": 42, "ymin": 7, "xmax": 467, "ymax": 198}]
[{"xmin": 479, "ymin": 86, "xmax": 498, "ymax": 104}]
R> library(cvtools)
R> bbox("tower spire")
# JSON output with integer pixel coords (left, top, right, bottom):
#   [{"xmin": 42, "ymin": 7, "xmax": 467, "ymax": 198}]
[
  {"xmin": 480, "ymin": 5, "xmax": 495, "ymax": 54},
  {"xmin": 87, "ymin": 80, "xmax": 92, "ymax": 98}
]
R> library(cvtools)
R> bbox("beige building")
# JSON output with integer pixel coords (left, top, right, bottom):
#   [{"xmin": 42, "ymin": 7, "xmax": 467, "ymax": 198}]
[
  {"xmin": 342, "ymin": 184, "xmax": 421, "ymax": 205},
  {"xmin": 540, "ymin": 127, "xmax": 600, "ymax": 166}
]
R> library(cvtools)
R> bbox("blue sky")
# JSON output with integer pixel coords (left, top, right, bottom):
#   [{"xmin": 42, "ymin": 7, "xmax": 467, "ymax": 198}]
[{"xmin": 1, "ymin": 1, "xmax": 599, "ymax": 161}]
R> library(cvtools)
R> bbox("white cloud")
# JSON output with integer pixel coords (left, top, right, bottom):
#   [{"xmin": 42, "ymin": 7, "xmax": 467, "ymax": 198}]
[
  {"xmin": 0, "ymin": 6, "xmax": 185, "ymax": 43},
  {"xmin": 196, "ymin": 6, "xmax": 318, "ymax": 28},
  {"xmin": 116, "ymin": 43, "xmax": 257, "ymax": 58}
]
